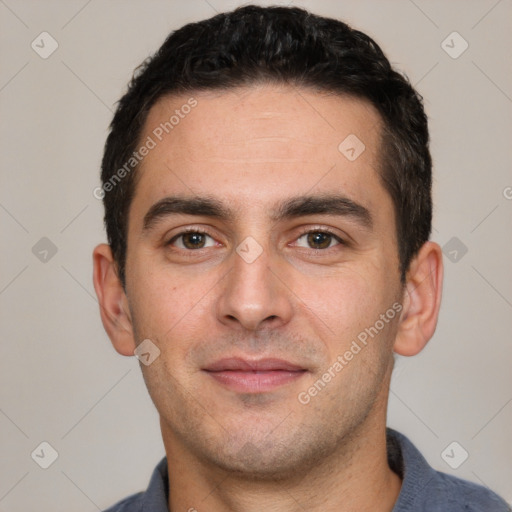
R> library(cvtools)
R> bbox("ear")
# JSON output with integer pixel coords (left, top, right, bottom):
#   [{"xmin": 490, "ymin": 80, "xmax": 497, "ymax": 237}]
[
  {"xmin": 92, "ymin": 243, "xmax": 136, "ymax": 356},
  {"xmin": 394, "ymin": 241, "xmax": 443, "ymax": 356}
]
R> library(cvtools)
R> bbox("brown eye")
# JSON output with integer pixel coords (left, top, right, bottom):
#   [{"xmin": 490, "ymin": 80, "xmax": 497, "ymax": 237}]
[
  {"xmin": 182, "ymin": 233, "xmax": 207, "ymax": 249},
  {"xmin": 168, "ymin": 231, "xmax": 216, "ymax": 250},
  {"xmin": 295, "ymin": 231, "xmax": 342, "ymax": 250}
]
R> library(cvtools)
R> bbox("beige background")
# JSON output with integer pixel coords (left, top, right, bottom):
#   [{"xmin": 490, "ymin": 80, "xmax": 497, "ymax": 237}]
[{"xmin": 1, "ymin": 0, "xmax": 511, "ymax": 510}]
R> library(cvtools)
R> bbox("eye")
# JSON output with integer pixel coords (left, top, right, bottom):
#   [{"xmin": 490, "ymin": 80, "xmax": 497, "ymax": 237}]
[
  {"xmin": 166, "ymin": 228, "xmax": 344, "ymax": 252},
  {"xmin": 294, "ymin": 230, "xmax": 343, "ymax": 250},
  {"xmin": 167, "ymin": 229, "xmax": 217, "ymax": 250}
]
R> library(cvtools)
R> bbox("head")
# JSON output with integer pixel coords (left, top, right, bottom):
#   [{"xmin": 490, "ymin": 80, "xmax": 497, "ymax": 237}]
[
  {"xmin": 93, "ymin": 5, "xmax": 442, "ymax": 480},
  {"xmin": 100, "ymin": 5, "xmax": 432, "ymax": 288}
]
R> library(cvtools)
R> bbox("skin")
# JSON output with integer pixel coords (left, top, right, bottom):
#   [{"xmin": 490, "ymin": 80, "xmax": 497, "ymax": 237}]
[{"xmin": 93, "ymin": 85, "xmax": 443, "ymax": 511}]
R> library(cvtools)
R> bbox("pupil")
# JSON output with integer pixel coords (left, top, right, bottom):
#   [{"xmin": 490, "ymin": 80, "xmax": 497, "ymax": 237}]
[
  {"xmin": 184, "ymin": 233, "xmax": 205, "ymax": 249},
  {"xmin": 308, "ymin": 232, "xmax": 330, "ymax": 249}
]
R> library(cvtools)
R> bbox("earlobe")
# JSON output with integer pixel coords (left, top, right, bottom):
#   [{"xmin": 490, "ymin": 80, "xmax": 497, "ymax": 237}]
[
  {"xmin": 92, "ymin": 244, "xmax": 136, "ymax": 356},
  {"xmin": 394, "ymin": 241, "xmax": 444, "ymax": 357}
]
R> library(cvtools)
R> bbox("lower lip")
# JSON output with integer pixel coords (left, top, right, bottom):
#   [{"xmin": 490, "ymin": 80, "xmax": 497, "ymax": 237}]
[{"xmin": 204, "ymin": 370, "xmax": 306, "ymax": 393}]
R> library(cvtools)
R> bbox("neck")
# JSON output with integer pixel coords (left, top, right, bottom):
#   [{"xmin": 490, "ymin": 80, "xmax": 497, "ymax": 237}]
[{"xmin": 162, "ymin": 402, "xmax": 401, "ymax": 512}]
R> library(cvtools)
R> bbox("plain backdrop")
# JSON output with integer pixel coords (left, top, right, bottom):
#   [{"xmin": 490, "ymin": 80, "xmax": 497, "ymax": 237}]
[{"xmin": 1, "ymin": 0, "xmax": 511, "ymax": 510}]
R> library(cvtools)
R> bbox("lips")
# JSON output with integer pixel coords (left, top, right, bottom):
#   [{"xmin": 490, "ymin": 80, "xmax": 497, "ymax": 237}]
[
  {"xmin": 203, "ymin": 357, "xmax": 307, "ymax": 393},
  {"xmin": 204, "ymin": 357, "xmax": 304, "ymax": 372}
]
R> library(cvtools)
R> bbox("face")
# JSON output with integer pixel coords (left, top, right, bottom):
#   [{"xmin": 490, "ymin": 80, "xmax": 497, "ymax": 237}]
[{"xmin": 123, "ymin": 85, "xmax": 404, "ymax": 478}]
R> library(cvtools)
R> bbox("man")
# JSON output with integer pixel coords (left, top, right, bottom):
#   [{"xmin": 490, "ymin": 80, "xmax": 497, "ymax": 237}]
[{"xmin": 92, "ymin": 5, "xmax": 509, "ymax": 511}]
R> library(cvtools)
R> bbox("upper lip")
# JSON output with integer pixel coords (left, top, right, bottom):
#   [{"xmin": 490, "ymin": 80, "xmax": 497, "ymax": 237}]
[{"xmin": 203, "ymin": 357, "xmax": 305, "ymax": 372}]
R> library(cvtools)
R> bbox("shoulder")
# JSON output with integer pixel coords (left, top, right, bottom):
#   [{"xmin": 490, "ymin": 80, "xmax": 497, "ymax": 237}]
[
  {"xmin": 101, "ymin": 457, "xmax": 169, "ymax": 512},
  {"xmin": 388, "ymin": 429, "xmax": 510, "ymax": 512},
  {"xmin": 102, "ymin": 492, "xmax": 144, "ymax": 512},
  {"xmin": 421, "ymin": 470, "xmax": 511, "ymax": 511}
]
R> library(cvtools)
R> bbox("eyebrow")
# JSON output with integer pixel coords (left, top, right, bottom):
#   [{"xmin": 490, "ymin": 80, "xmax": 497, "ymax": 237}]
[{"xmin": 142, "ymin": 193, "xmax": 373, "ymax": 232}]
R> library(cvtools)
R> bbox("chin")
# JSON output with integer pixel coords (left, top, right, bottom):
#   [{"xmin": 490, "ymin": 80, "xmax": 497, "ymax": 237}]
[
  {"xmin": 199, "ymin": 429, "xmax": 335, "ymax": 482},
  {"xmin": 212, "ymin": 445, "xmax": 303, "ymax": 481}
]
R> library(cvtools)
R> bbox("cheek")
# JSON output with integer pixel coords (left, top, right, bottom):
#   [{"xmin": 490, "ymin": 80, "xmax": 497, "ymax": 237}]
[
  {"xmin": 296, "ymin": 265, "xmax": 399, "ymax": 354},
  {"xmin": 127, "ymin": 263, "xmax": 184, "ymax": 338},
  {"xmin": 127, "ymin": 261, "xmax": 219, "ymax": 356},
  {"xmin": 298, "ymin": 266, "xmax": 380, "ymax": 322}
]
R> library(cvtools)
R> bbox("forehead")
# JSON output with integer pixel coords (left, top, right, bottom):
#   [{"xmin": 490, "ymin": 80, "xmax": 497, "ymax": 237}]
[{"xmin": 130, "ymin": 85, "xmax": 389, "ymax": 225}]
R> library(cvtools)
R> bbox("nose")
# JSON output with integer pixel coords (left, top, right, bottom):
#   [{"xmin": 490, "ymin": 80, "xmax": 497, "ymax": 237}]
[{"xmin": 216, "ymin": 242, "xmax": 294, "ymax": 332}]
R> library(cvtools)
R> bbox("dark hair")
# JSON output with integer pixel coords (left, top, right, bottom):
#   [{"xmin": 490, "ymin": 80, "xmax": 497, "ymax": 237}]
[{"xmin": 101, "ymin": 4, "xmax": 431, "ymax": 286}]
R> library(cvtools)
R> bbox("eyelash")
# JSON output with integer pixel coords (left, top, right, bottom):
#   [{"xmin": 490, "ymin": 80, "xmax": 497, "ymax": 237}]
[{"xmin": 166, "ymin": 226, "xmax": 345, "ymax": 252}]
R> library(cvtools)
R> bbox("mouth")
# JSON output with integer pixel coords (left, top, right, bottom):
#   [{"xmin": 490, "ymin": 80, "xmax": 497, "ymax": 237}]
[{"xmin": 202, "ymin": 357, "xmax": 308, "ymax": 393}]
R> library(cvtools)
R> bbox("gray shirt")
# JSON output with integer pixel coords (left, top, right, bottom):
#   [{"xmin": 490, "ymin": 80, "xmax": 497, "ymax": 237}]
[{"xmin": 103, "ymin": 428, "xmax": 510, "ymax": 511}]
